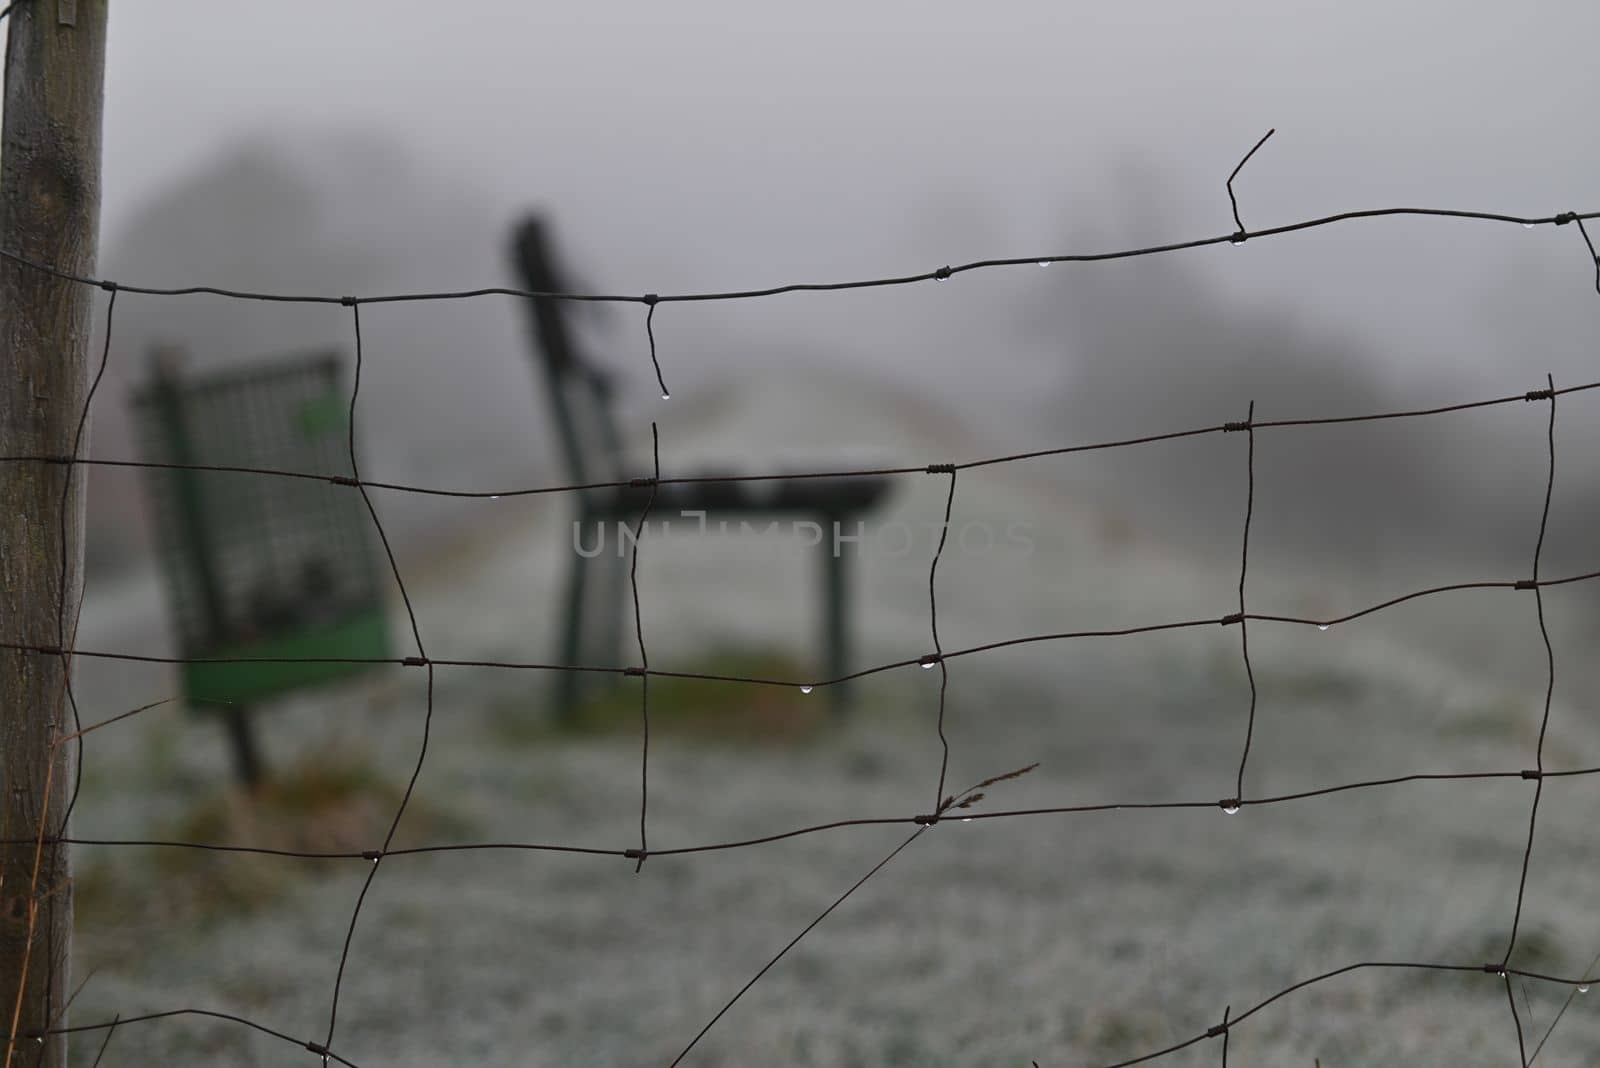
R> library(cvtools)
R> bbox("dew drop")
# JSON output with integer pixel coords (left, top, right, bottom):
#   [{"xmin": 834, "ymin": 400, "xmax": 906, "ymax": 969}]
[
  {"xmin": 1580, "ymin": 984, "xmax": 1591, "ymax": 994},
  {"xmin": 1222, "ymin": 802, "xmax": 1240, "ymax": 815},
  {"xmin": 921, "ymin": 661, "xmax": 937, "ymax": 670},
  {"xmin": 1229, "ymin": 237, "xmax": 1245, "ymax": 247},
  {"xmin": 1523, "ymin": 222, "xmax": 1536, "ymax": 230},
  {"xmin": 660, "ymin": 391, "xmax": 672, "ymax": 401},
  {"xmin": 1317, "ymin": 624, "xmax": 1329, "ymax": 632},
  {"xmin": 799, "ymin": 685, "xmax": 813, "ymax": 695},
  {"xmin": 1037, "ymin": 260, "xmax": 1050, "ymax": 267},
  {"xmin": 489, "ymin": 495, "xmax": 501, "ymax": 501}
]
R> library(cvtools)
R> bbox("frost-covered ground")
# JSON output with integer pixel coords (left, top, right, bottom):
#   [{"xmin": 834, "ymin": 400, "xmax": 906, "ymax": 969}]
[{"xmin": 61, "ymin": 370, "xmax": 1600, "ymax": 1066}]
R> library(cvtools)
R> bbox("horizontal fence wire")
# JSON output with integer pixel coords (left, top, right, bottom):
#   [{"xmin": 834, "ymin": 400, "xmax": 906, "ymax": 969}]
[
  {"xmin": 4, "ymin": 124, "xmax": 1600, "ymax": 1067},
  {"xmin": 4, "ymin": 210, "xmax": 1598, "ymax": 306}
]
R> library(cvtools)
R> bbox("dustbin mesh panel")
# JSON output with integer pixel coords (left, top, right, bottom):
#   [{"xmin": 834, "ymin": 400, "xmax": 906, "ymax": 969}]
[{"xmin": 132, "ymin": 352, "xmax": 383, "ymax": 655}]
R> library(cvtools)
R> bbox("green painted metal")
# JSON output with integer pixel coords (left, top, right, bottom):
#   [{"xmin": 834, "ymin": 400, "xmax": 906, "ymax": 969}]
[
  {"xmin": 296, "ymin": 391, "xmax": 349, "ymax": 437},
  {"xmin": 133, "ymin": 349, "xmax": 394, "ymax": 781},
  {"xmin": 148, "ymin": 368, "xmax": 229, "ymax": 643},
  {"xmin": 181, "ymin": 612, "xmax": 390, "ymax": 706}
]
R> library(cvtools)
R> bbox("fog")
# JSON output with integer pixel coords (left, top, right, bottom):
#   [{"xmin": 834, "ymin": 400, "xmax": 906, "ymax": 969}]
[{"xmin": 73, "ymin": 0, "xmax": 1600, "ymax": 584}]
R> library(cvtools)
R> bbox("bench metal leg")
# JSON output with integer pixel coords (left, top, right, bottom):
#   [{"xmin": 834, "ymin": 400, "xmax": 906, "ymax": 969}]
[
  {"xmin": 555, "ymin": 517, "xmax": 592, "ymax": 721},
  {"xmin": 600, "ymin": 530, "xmax": 629, "ymax": 685},
  {"xmin": 821, "ymin": 526, "xmax": 851, "ymax": 713},
  {"xmin": 222, "ymin": 704, "xmax": 265, "ymax": 788}
]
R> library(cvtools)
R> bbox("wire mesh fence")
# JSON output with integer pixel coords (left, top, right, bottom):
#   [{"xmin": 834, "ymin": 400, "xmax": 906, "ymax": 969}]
[{"xmin": 2, "ymin": 128, "xmax": 1600, "ymax": 1066}]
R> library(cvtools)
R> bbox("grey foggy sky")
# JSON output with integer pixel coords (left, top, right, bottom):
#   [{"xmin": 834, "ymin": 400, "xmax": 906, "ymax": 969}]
[
  {"xmin": 103, "ymin": 1, "xmax": 1598, "ymax": 303},
  {"xmin": 66, "ymin": 1, "xmax": 1600, "ymax": 576},
  {"xmin": 95, "ymin": 2, "xmax": 1600, "ymax": 415}
]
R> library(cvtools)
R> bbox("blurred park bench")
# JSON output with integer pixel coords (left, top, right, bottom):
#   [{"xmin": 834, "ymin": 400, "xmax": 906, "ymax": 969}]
[{"xmin": 510, "ymin": 216, "xmax": 892, "ymax": 716}]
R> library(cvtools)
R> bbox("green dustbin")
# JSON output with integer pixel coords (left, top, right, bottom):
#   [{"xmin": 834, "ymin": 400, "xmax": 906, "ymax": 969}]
[{"xmin": 131, "ymin": 348, "xmax": 392, "ymax": 782}]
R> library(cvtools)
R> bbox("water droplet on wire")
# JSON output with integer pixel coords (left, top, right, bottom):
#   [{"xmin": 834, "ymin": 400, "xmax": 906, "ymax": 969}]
[
  {"xmin": 660, "ymin": 391, "xmax": 671, "ymax": 401},
  {"xmin": 1317, "ymin": 624, "xmax": 1329, "ymax": 632},
  {"xmin": 799, "ymin": 685, "xmax": 813, "ymax": 695},
  {"xmin": 1222, "ymin": 802, "xmax": 1240, "ymax": 815},
  {"xmin": 1580, "ymin": 984, "xmax": 1591, "ymax": 994},
  {"xmin": 921, "ymin": 661, "xmax": 936, "ymax": 670},
  {"xmin": 1037, "ymin": 260, "xmax": 1050, "ymax": 267},
  {"xmin": 1523, "ymin": 222, "xmax": 1536, "ymax": 230}
]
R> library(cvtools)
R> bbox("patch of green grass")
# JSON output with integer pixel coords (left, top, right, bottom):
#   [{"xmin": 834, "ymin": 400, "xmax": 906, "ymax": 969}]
[
  {"xmin": 491, "ymin": 644, "xmax": 830, "ymax": 745},
  {"xmin": 1405, "ymin": 926, "xmax": 1567, "ymax": 994},
  {"xmin": 77, "ymin": 752, "xmax": 471, "ymax": 938},
  {"xmin": 1445, "ymin": 695, "xmax": 1534, "ymax": 742},
  {"xmin": 1260, "ymin": 666, "xmax": 1368, "ymax": 703},
  {"xmin": 1474, "ymin": 926, "xmax": 1564, "ymax": 973},
  {"xmin": 1081, "ymin": 1006, "xmax": 1167, "ymax": 1058}
]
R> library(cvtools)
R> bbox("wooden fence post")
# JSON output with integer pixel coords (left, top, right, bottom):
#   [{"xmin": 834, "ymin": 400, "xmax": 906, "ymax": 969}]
[{"xmin": 1, "ymin": 2, "xmax": 109, "ymax": 1065}]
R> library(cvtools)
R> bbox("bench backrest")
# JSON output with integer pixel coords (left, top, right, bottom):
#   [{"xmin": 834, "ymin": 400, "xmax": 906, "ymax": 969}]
[{"xmin": 509, "ymin": 216, "xmax": 626, "ymax": 499}]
